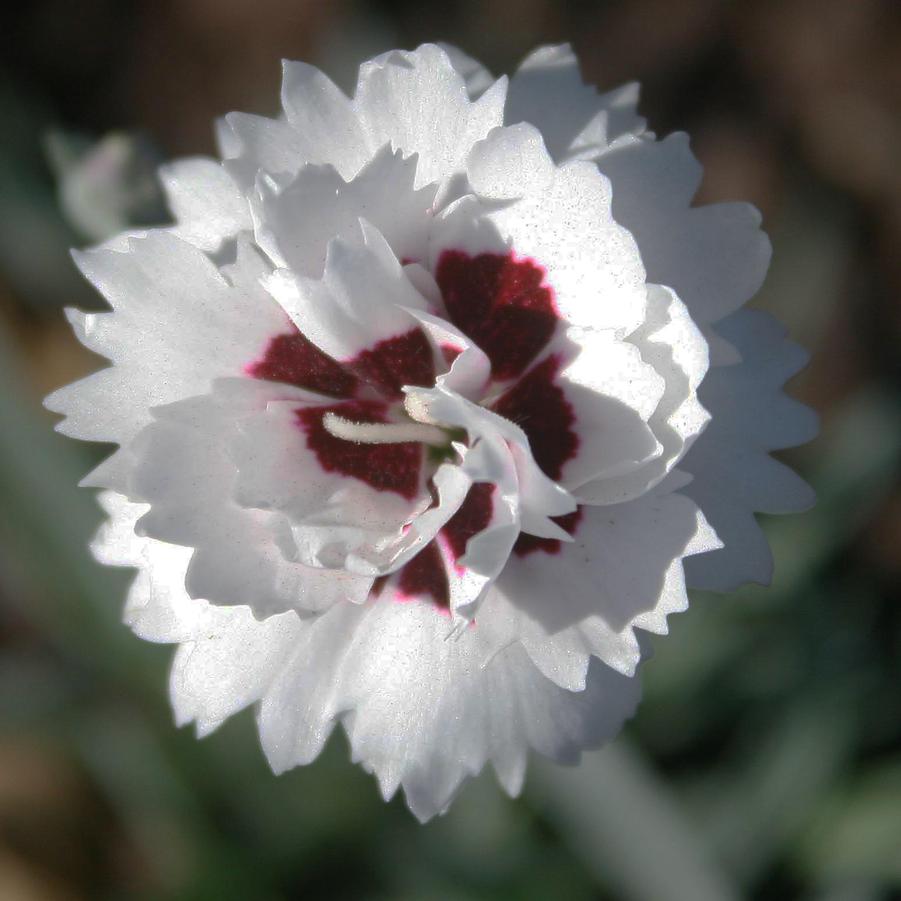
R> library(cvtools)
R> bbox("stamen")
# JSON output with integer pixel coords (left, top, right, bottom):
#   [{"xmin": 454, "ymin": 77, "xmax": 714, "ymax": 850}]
[{"xmin": 322, "ymin": 412, "xmax": 450, "ymax": 446}]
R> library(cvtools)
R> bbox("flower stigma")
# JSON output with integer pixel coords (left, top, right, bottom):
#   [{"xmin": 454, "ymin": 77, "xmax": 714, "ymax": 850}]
[{"xmin": 321, "ymin": 410, "xmax": 450, "ymax": 447}]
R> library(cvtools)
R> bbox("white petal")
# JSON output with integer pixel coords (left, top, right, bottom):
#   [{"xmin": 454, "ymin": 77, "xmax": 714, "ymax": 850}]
[
  {"xmin": 466, "ymin": 122, "xmax": 556, "ymax": 199},
  {"xmin": 446, "ymin": 495, "xmax": 519, "ymax": 620},
  {"xmin": 252, "ymin": 145, "xmax": 437, "ymax": 277},
  {"xmin": 575, "ymin": 286, "xmax": 711, "ymax": 504},
  {"xmin": 279, "ymin": 60, "xmax": 369, "ymax": 179},
  {"xmin": 506, "ymin": 44, "xmax": 646, "ymax": 161},
  {"xmin": 681, "ymin": 310, "xmax": 817, "ymax": 591},
  {"xmin": 45, "ymin": 232, "xmax": 286, "ymax": 489},
  {"xmin": 403, "ymin": 306, "xmax": 492, "ymax": 400},
  {"xmin": 446, "ymin": 449, "xmax": 520, "ymax": 619},
  {"xmin": 160, "ymin": 156, "xmax": 252, "ymax": 251},
  {"xmin": 353, "ymin": 44, "xmax": 508, "ymax": 187},
  {"xmin": 223, "ymin": 63, "xmax": 368, "ymax": 189},
  {"xmin": 428, "ymin": 194, "xmax": 511, "ymax": 260},
  {"xmin": 551, "ymin": 327, "xmax": 665, "ymax": 490},
  {"xmin": 128, "ymin": 385, "xmax": 374, "ymax": 616},
  {"xmin": 92, "ymin": 488, "xmax": 303, "ymax": 735},
  {"xmin": 598, "ymin": 131, "xmax": 701, "ymax": 211},
  {"xmin": 410, "ymin": 386, "xmax": 576, "ymax": 530},
  {"xmin": 264, "ymin": 223, "xmax": 430, "ymax": 361},
  {"xmin": 446, "ymin": 125, "xmax": 648, "ymax": 336},
  {"xmin": 484, "ymin": 490, "xmax": 721, "ymax": 687},
  {"xmin": 171, "ymin": 606, "xmax": 300, "ymax": 737},
  {"xmin": 598, "ymin": 133, "xmax": 771, "ymax": 325},
  {"xmin": 438, "ymin": 44, "xmax": 496, "ymax": 97},
  {"xmin": 221, "ymin": 113, "xmax": 308, "ymax": 190},
  {"xmin": 258, "ymin": 595, "xmax": 641, "ymax": 821},
  {"xmin": 91, "ymin": 490, "xmax": 207, "ymax": 643},
  {"xmin": 96, "ymin": 487, "xmax": 643, "ymax": 820},
  {"xmin": 362, "ymin": 462, "xmax": 475, "ymax": 575},
  {"xmin": 230, "ymin": 397, "xmax": 432, "ymax": 572}
]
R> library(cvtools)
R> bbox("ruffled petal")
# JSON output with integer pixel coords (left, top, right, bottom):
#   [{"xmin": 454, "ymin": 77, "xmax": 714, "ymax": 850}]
[
  {"xmin": 170, "ymin": 606, "xmax": 301, "ymax": 738},
  {"xmin": 91, "ymin": 489, "xmax": 304, "ymax": 737},
  {"xmin": 597, "ymin": 132, "xmax": 771, "ymax": 325},
  {"xmin": 506, "ymin": 44, "xmax": 646, "ymax": 161},
  {"xmin": 438, "ymin": 43, "xmax": 496, "ymax": 97},
  {"xmin": 372, "ymin": 440, "xmax": 521, "ymax": 619},
  {"xmin": 353, "ymin": 43, "xmax": 508, "ymax": 188},
  {"xmin": 229, "ymin": 395, "xmax": 434, "ymax": 573},
  {"xmin": 251, "ymin": 145, "xmax": 437, "ymax": 278},
  {"xmin": 92, "ymin": 490, "xmax": 207, "ymax": 643},
  {"xmin": 681, "ymin": 310, "xmax": 817, "ymax": 591},
  {"xmin": 439, "ymin": 123, "xmax": 648, "ymax": 336},
  {"xmin": 408, "ymin": 385, "xmax": 577, "ymax": 536},
  {"xmin": 264, "ymin": 222, "xmax": 432, "ymax": 363},
  {"xmin": 45, "ymin": 231, "xmax": 286, "ymax": 490},
  {"xmin": 95, "ymin": 489, "xmax": 640, "ymax": 819},
  {"xmin": 481, "ymin": 489, "xmax": 721, "ymax": 688},
  {"xmin": 127, "ymin": 382, "xmax": 374, "ymax": 615},
  {"xmin": 575, "ymin": 285, "xmax": 710, "ymax": 504},
  {"xmin": 257, "ymin": 595, "xmax": 642, "ymax": 821},
  {"xmin": 221, "ymin": 113, "xmax": 311, "ymax": 191},
  {"xmin": 160, "ymin": 157, "xmax": 252, "ymax": 251},
  {"xmin": 494, "ymin": 326, "xmax": 665, "ymax": 492},
  {"xmin": 404, "ymin": 307, "xmax": 492, "ymax": 400},
  {"xmin": 222, "ymin": 63, "xmax": 368, "ymax": 189},
  {"xmin": 279, "ymin": 60, "xmax": 370, "ymax": 178}
]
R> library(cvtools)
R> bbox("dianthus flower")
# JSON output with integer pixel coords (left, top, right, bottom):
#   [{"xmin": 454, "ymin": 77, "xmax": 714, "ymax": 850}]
[{"xmin": 47, "ymin": 44, "xmax": 816, "ymax": 820}]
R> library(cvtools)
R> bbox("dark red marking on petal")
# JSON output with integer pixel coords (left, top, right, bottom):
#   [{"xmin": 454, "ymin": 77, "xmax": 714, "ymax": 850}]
[
  {"xmin": 397, "ymin": 542, "xmax": 449, "ymax": 608},
  {"xmin": 441, "ymin": 343, "xmax": 462, "ymax": 366},
  {"xmin": 435, "ymin": 250, "xmax": 558, "ymax": 380},
  {"xmin": 296, "ymin": 400, "xmax": 422, "ymax": 499},
  {"xmin": 441, "ymin": 483, "xmax": 494, "ymax": 562},
  {"xmin": 492, "ymin": 355, "xmax": 578, "ymax": 481},
  {"xmin": 348, "ymin": 327, "xmax": 436, "ymax": 399},
  {"xmin": 391, "ymin": 483, "xmax": 495, "ymax": 611},
  {"xmin": 513, "ymin": 507, "xmax": 583, "ymax": 557},
  {"xmin": 246, "ymin": 324, "xmax": 359, "ymax": 398}
]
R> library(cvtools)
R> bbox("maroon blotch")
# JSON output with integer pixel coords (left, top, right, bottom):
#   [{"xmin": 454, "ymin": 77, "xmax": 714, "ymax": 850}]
[
  {"xmin": 441, "ymin": 483, "xmax": 494, "ymax": 562},
  {"xmin": 492, "ymin": 355, "xmax": 578, "ymax": 480},
  {"xmin": 435, "ymin": 250, "xmax": 558, "ymax": 380},
  {"xmin": 397, "ymin": 542, "xmax": 449, "ymax": 608},
  {"xmin": 348, "ymin": 327, "xmax": 436, "ymax": 399},
  {"xmin": 296, "ymin": 400, "xmax": 422, "ymax": 499},
  {"xmin": 247, "ymin": 324, "xmax": 359, "ymax": 398}
]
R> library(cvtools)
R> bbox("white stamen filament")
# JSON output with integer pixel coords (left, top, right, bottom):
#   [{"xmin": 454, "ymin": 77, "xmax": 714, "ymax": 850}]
[{"xmin": 322, "ymin": 412, "xmax": 449, "ymax": 446}]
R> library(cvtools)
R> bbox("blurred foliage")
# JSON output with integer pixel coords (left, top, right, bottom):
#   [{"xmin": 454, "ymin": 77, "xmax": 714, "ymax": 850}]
[{"xmin": 1, "ymin": 1, "xmax": 900, "ymax": 899}]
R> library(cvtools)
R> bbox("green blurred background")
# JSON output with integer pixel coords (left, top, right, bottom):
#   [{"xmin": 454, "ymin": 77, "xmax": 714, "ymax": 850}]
[{"xmin": 1, "ymin": 1, "xmax": 900, "ymax": 898}]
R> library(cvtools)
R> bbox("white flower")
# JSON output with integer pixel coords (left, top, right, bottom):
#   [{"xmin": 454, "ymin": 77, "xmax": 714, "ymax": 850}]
[{"xmin": 47, "ymin": 44, "xmax": 816, "ymax": 821}]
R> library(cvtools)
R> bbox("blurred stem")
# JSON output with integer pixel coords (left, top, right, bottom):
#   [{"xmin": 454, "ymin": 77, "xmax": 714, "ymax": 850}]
[
  {"xmin": 698, "ymin": 691, "xmax": 856, "ymax": 884},
  {"xmin": 529, "ymin": 741, "xmax": 740, "ymax": 901}
]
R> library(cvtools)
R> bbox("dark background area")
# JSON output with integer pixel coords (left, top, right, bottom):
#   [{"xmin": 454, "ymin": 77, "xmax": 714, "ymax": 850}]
[{"xmin": 1, "ymin": 1, "xmax": 900, "ymax": 898}]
